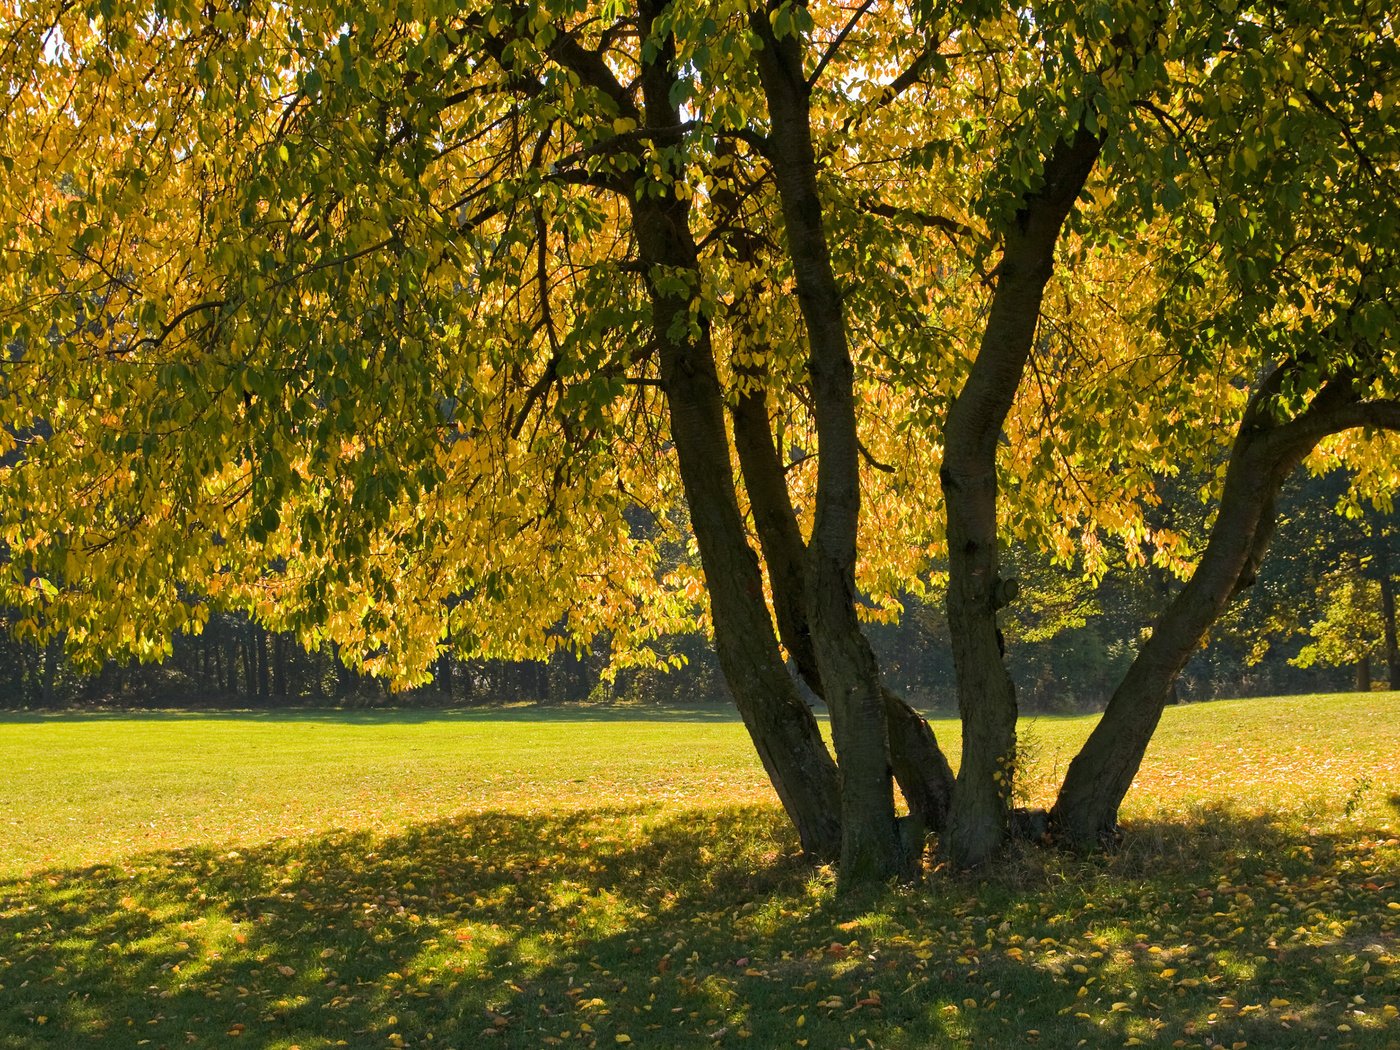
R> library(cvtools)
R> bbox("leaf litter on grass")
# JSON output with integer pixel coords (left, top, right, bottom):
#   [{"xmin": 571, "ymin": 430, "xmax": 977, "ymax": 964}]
[
  {"xmin": 1, "ymin": 803, "xmax": 1396, "ymax": 1049},
  {"xmin": 0, "ymin": 694, "xmax": 1397, "ymax": 1048}
]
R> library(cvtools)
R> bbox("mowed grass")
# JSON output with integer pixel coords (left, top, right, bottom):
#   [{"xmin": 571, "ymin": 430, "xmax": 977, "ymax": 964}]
[{"xmin": 0, "ymin": 693, "xmax": 1397, "ymax": 1050}]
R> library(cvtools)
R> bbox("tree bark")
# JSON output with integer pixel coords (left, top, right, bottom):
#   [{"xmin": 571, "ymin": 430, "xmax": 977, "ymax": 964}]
[
  {"xmin": 751, "ymin": 11, "xmax": 913, "ymax": 882},
  {"xmin": 272, "ymin": 632, "xmax": 288, "ymax": 698},
  {"xmin": 623, "ymin": 7, "xmax": 842, "ymax": 860},
  {"xmin": 720, "ymin": 163, "xmax": 955, "ymax": 838},
  {"xmin": 881, "ymin": 687, "xmax": 955, "ymax": 831},
  {"xmin": 733, "ymin": 383, "xmax": 955, "ymax": 832},
  {"xmin": 1051, "ymin": 374, "xmax": 1400, "ymax": 848},
  {"xmin": 1378, "ymin": 549, "xmax": 1398, "ymax": 690},
  {"xmin": 638, "ymin": 220, "xmax": 842, "ymax": 858},
  {"xmin": 333, "ymin": 642, "xmax": 350, "ymax": 699},
  {"xmin": 255, "ymin": 624, "xmax": 271, "ymax": 700},
  {"xmin": 240, "ymin": 628, "xmax": 255, "ymax": 696},
  {"xmin": 1051, "ymin": 444, "xmax": 1284, "ymax": 846},
  {"xmin": 40, "ymin": 635, "xmax": 61, "ymax": 708},
  {"xmin": 940, "ymin": 129, "xmax": 1101, "ymax": 868}
]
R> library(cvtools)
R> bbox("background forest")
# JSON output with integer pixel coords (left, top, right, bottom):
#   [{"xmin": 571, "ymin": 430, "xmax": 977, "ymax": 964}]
[{"xmin": 7, "ymin": 468, "xmax": 1395, "ymax": 710}]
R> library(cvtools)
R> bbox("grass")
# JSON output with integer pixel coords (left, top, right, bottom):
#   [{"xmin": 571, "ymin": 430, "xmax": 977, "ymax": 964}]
[{"xmin": 0, "ymin": 692, "xmax": 1397, "ymax": 1049}]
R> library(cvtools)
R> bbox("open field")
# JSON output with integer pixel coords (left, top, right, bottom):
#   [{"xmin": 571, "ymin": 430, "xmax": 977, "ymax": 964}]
[{"xmin": 1, "ymin": 693, "xmax": 1397, "ymax": 1048}]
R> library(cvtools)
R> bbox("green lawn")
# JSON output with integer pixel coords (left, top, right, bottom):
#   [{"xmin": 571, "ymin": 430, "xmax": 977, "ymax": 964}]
[{"xmin": 1, "ymin": 693, "xmax": 1397, "ymax": 1049}]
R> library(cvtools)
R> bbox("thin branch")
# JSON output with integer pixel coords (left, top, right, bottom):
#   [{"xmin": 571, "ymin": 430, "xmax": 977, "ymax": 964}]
[
  {"xmin": 131, "ymin": 298, "xmax": 230, "ymax": 352},
  {"xmin": 854, "ymin": 193, "xmax": 974, "ymax": 242},
  {"xmin": 1299, "ymin": 85, "xmax": 1380, "ymax": 181},
  {"xmin": 857, "ymin": 435, "xmax": 896, "ymax": 473},
  {"xmin": 839, "ymin": 35, "xmax": 944, "ymax": 135},
  {"xmin": 807, "ymin": 0, "xmax": 874, "ymax": 91}
]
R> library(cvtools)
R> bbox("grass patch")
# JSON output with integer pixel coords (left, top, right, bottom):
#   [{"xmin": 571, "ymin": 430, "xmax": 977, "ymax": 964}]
[{"xmin": 1, "ymin": 692, "xmax": 1397, "ymax": 1048}]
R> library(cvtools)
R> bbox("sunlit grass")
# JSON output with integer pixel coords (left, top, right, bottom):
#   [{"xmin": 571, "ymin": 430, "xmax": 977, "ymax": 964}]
[
  {"xmin": 0, "ymin": 707, "xmax": 771, "ymax": 875},
  {"xmin": 0, "ymin": 692, "xmax": 1397, "ymax": 1049}
]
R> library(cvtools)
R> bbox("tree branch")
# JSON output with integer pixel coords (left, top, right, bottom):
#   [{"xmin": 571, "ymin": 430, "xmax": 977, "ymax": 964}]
[
  {"xmin": 807, "ymin": 0, "xmax": 874, "ymax": 91},
  {"xmin": 854, "ymin": 193, "xmax": 974, "ymax": 242}
]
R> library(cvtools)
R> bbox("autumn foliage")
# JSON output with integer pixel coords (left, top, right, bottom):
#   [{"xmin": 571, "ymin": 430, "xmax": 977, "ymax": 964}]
[{"xmin": 1, "ymin": 0, "xmax": 1398, "ymax": 881}]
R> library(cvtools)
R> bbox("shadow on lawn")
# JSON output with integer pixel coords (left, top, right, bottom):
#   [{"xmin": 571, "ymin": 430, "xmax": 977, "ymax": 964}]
[{"xmin": 0, "ymin": 807, "xmax": 1395, "ymax": 1050}]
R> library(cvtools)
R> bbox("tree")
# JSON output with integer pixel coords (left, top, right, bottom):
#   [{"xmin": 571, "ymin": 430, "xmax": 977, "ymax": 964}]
[
  {"xmin": 1293, "ymin": 569, "xmax": 1385, "ymax": 689},
  {"xmin": 2, "ymin": 0, "xmax": 1398, "ymax": 885}
]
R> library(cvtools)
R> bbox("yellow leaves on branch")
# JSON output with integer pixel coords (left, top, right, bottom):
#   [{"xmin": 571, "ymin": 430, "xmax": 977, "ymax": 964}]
[{"xmin": 3, "ymin": 0, "xmax": 1396, "ymax": 681}]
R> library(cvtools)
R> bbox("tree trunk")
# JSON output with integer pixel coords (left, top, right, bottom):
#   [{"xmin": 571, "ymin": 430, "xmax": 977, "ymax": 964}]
[
  {"xmin": 720, "ymin": 150, "xmax": 955, "ymax": 839},
  {"xmin": 439, "ymin": 610, "xmax": 454, "ymax": 700},
  {"xmin": 642, "ymin": 249, "xmax": 842, "ymax": 858},
  {"xmin": 751, "ymin": 10, "xmax": 911, "ymax": 884},
  {"xmin": 334, "ymin": 643, "xmax": 350, "ymax": 699},
  {"xmin": 214, "ymin": 624, "xmax": 228, "ymax": 691},
  {"xmin": 272, "ymin": 633, "xmax": 288, "ymax": 698},
  {"xmin": 255, "ymin": 625, "xmax": 271, "ymax": 700},
  {"xmin": 940, "ymin": 129, "xmax": 1101, "ymax": 868},
  {"xmin": 240, "ymin": 629, "xmax": 255, "ymax": 697},
  {"xmin": 437, "ymin": 651, "xmax": 453, "ymax": 700},
  {"xmin": 40, "ymin": 635, "xmax": 61, "ymax": 708},
  {"xmin": 623, "ymin": 9, "xmax": 842, "ymax": 860},
  {"xmin": 1356, "ymin": 653, "xmax": 1373, "ymax": 692},
  {"xmin": 1379, "ymin": 556, "xmax": 1398, "ymax": 690},
  {"xmin": 1051, "ymin": 451, "xmax": 1283, "ymax": 847},
  {"xmin": 882, "ymin": 688, "xmax": 954, "ymax": 831},
  {"xmin": 733, "ymin": 380, "xmax": 954, "ymax": 834},
  {"xmin": 1051, "ymin": 370, "xmax": 1397, "ymax": 848}
]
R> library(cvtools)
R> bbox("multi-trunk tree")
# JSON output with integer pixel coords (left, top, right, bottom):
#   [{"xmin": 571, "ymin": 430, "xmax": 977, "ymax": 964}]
[{"xmin": 2, "ymin": 0, "xmax": 1397, "ymax": 885}]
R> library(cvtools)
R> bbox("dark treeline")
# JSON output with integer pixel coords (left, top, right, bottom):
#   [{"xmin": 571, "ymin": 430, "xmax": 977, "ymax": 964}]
[
  {"xmin": 3, "ymin": 472, "xmax": 1395, "ymax": 711},
  {"xmin": 0, "ymin": 609, "xmax": 732, "ymax": 710},
  {"xmin": 0, "ymin": 590, "xmax": 1380, "ymax": 712}
]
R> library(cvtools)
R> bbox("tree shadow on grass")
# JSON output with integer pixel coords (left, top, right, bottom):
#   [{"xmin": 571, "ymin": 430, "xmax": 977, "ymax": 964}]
[{"xmin": 0, "ymin": 806, "xmax": 1395, "ymax": 1049}]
